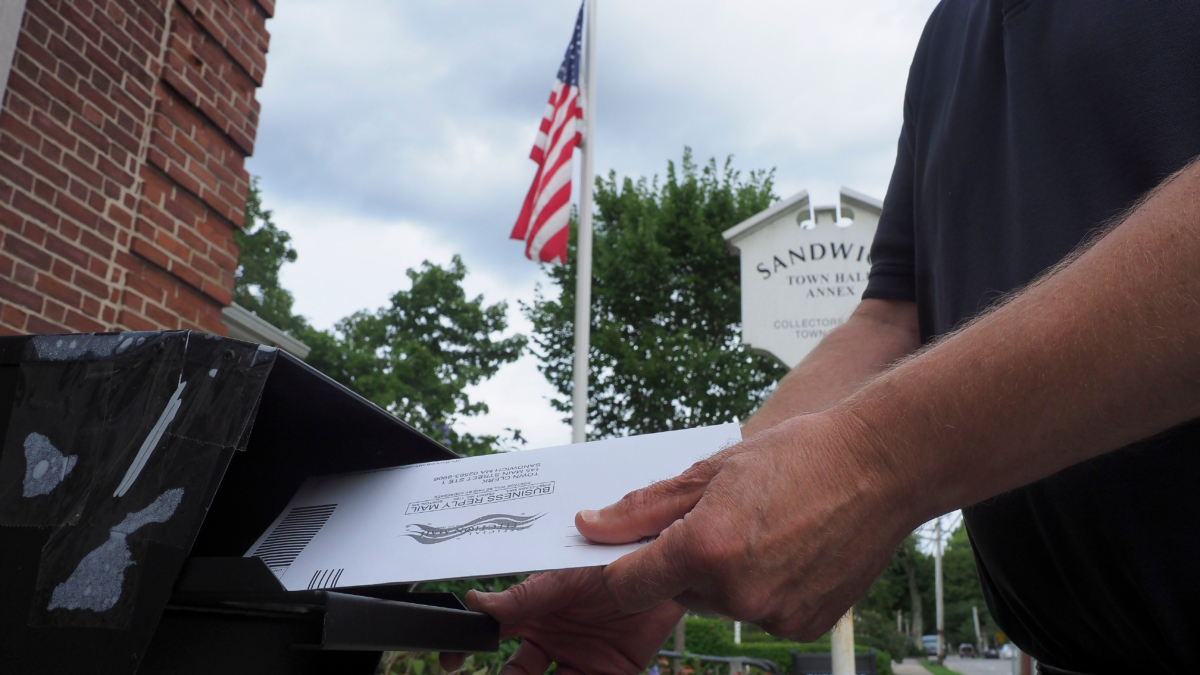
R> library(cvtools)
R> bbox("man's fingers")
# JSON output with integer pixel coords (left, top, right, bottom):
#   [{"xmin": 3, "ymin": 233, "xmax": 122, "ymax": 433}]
[
  {"xmin": 499, "ymin": 640, "xmax": 552, "ymax": 675},
  {"xmin": 600, "ymin": 514, "xmax": 703, "ymax": 613},
  {"xmin": 466, "ymin": 569, "xmax": 596, "ymax": 629},
  {"xmin": 576, "ymin": 456, "xmax": 722, "ymax": 544}
]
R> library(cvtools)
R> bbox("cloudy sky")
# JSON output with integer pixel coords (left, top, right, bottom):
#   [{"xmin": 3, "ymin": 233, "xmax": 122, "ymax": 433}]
[{"xmin": 246, "ymin": 0, "xmax": 941, "ymax": 449}]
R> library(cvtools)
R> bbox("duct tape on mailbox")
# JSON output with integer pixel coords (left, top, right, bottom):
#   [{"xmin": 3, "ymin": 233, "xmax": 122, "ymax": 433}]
[{"xmin": 0, "ymin": 331, "xmax": 275, "ymax": 628}]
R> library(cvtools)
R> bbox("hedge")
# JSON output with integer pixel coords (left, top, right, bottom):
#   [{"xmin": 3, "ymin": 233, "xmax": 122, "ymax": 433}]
[{"xmin": 676, "ymin": 618, "xmax": 892, "ymax": 675}]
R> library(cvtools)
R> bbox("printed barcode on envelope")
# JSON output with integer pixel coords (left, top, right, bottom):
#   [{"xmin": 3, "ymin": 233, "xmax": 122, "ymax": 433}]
[{"xmin": 249, "ymin": 504, "xmax": 337, "ymax": 576}]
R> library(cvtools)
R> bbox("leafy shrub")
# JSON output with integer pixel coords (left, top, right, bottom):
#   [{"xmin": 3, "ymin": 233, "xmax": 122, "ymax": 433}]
[
  {"xmin": 675, "ymin": 618, "xmax": 892, "ymax": 675},
  {"xmin": 735, "ymin": 633, "xmax": 790, "ymax": 644},
  {"xmin": 853, "ymin": 609, "xmax": 908, "ymax": 673}
]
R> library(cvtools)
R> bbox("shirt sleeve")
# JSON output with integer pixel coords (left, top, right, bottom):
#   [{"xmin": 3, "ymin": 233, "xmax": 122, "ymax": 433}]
[{"xmin": 862, "ymin": 117, "xmax": 918, "ymax": 303}]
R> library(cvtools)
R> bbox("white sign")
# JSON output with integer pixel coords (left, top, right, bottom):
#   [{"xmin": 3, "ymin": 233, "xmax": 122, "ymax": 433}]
[
  {"xmin": 723, "ymin": 188, "xmax": 881, "ymax": 368},
  {"xmin": 246, "ymin": 423, "xmax": 742, "ymax": 589}
]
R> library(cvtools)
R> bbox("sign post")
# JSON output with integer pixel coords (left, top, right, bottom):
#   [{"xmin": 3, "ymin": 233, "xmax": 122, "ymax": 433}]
[{"xmin": 723, "ymin": 187, "xmax": 883, "ymax": 675}]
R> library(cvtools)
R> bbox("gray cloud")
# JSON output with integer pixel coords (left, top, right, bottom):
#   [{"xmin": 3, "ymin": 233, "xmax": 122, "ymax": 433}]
[
  {"xmin": 249, "ymin": 0, "xmax": 939, "ymax": 285},
  {"xmin": 247, "ymin": 0, "xmax": 941, "ymax": 447}
]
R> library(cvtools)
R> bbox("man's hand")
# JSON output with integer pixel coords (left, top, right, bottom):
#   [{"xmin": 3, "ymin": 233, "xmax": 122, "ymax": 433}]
[
  {"xmin": 439, "ymin": 567, "xmax": 683, "ymax": 675},
  {"xmin": 578, "ymin": 410, "xmax": 914, "ymax": 640},
  {"xmin": 441, "ymin": 299, "xmax": 923, "ymax": 673}
]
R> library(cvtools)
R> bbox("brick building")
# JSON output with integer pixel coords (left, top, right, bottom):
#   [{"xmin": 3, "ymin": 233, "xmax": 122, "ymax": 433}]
[{"xmin": 0, "ymin": 0, "xmax": 275, "ymax": 338}]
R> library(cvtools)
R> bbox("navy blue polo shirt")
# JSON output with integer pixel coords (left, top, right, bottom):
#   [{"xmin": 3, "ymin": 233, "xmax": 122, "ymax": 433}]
[{"xmin": 862, "ymin": 0, "xmax": 1200, "ymax": 670}]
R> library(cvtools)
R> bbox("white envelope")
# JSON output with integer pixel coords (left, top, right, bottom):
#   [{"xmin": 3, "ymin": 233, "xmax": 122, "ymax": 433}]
[{"xmin": 246, "ymin": 423, "xmax": 742, "ymax": 590}]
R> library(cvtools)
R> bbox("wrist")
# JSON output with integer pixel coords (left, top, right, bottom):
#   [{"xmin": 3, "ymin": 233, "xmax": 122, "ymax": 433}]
[{"xmin": 804, "ymin": 402, "xmax": 931, "ymax": 535}]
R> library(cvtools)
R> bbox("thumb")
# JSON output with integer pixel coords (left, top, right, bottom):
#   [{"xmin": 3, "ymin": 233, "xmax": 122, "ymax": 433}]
[
  {"xmin": 576, "ymin": 456, "xmax": 721, "ymax": 544},
  {"xmin": 466, "ymin": 569, "xmax": 596, "ymax": 628},
  {"xmin": 601, "ymin": 511, "xmax": 704, "ymax": 613}
]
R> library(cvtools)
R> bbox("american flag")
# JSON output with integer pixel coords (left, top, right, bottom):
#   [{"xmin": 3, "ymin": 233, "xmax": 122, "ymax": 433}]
[{"xmin": 510, "ymin": 5, "xmax": 584, "ymax": 265}]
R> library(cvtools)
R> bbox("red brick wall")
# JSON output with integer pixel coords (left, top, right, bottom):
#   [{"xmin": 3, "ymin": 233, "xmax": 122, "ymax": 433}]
[{"xmin": 0, "ymin": 0, "xmax": 274, "ymax": 336}]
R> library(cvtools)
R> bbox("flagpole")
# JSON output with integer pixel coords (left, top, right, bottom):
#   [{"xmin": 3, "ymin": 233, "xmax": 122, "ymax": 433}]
[{"xmin": 571, "ymin": 0, "xmax": 596, "ymax": 444}]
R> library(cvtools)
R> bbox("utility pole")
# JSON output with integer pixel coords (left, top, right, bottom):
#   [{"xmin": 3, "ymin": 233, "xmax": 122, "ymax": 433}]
[
  {"xmin": 972, "ymin": 605, "xmax": 982, "ymax": 656},
  {"xmin": 896, "ymin": 609, "xmax": 902, "ymax": 634},
  {"xmin": 935, "ymin": 517, "xmax": 945, "ymax": 664}
]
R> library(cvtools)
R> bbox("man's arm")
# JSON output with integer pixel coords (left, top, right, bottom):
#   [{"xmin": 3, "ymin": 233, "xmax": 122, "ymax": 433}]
[
  {"xmin": 582, "ymin": 157, "xmax": 1200, "ymax": 637},
  {"xmin": 844, "ymin": 156, "xmax": 1200, "ymax": 520},
  {"xmin": 742, "ymin": 298, "xmax": 920, "ymax": 437}
]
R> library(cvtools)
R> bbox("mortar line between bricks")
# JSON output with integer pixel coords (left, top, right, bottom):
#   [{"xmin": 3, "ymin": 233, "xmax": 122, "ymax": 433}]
[
  {"xmin": 0, "ymin": 18, "xmax": 126, "ymax": 333},
  {"xmin": 112, "ymin": 0, "xmax": 179, "ymax": 331},
  {"xmin": 175, "ymin": 2, "xmax": 264, "ymax": 95},
  {"xmin": 153, "ymin": 82, "xmax": 249, "ymax": 227}
]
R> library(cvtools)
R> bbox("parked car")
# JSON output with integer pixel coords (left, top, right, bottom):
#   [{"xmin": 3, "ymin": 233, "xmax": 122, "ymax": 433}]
[
  {"xmin": 999, "ymin": 644, "xmax": 1017, "ymax": 659},
  {"xmin": 958, "ymin": 643, "xmax": 975, "ymax": 658},
  {"xmin": 982, "ymin": 647, "xmax": 1000, "ymax": 659},
  {"xmin": 922, "ymin": 635, "xmax": 939, "ymax": 655}
]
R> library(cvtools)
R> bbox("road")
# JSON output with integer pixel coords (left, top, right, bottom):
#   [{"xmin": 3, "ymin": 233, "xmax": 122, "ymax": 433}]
[
  {"xmin": 892, "ymin": 656, "xmax": 1012, "ymax": 675},
  {"xmin": 943, "ymin": 656, "xmax": 1012, "ymax": 675}
]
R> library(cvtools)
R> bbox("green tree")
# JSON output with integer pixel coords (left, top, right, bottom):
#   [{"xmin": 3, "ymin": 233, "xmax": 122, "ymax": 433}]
[
  {"xmin": 235, "ymin": 181, "xmax": 529, "ymax": 673},
  {"xmin": 857, "ymin": 524, "xmax": 1002, "ymax": 655},
  {"xmin": 941, "ymin": 523, "xmax": 1000, "ymax": 649},
  {"xmin": 856, "ymin": 535, "xmax": 934, "ymax": 656},
  {"xmin": 234, "ymin": 180, "xmax": 522, "ymax": 455},
  {"xmin": 526, "ymin": 149, "xmax": 786, "ymax": 438},
  {"xmin": 304, "ymin": 256, "xmax": 527, "ymax": 457},
  {"xmin": 234, "ymin": 177, "xmax": 306, "ymax": 333}
]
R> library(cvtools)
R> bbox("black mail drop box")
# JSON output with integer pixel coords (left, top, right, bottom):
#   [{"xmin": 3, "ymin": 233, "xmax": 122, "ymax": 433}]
[{"xmin": 0, "ymin": 331, "xmax": 499, "ymax": 674}]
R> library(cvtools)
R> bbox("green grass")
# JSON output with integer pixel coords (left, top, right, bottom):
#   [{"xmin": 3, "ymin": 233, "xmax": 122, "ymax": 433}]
[{"xmin": 919, "ymin": 660, "xmax": 962, "ymax": 675}]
